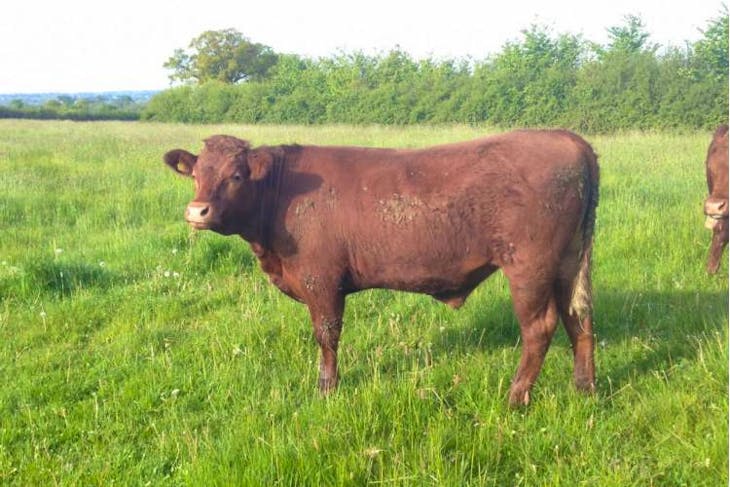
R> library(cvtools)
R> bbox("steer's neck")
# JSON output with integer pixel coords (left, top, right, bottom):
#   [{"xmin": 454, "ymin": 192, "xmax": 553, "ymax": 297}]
[{"xmin": 243, "ymin": 153, "xmax": 286, "ymax": 250}]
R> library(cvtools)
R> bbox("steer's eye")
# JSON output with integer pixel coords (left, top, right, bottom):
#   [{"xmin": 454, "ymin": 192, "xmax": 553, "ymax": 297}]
[{"xmin": 232, "ymin": 172, "xmax": 242, "ymax": 182}]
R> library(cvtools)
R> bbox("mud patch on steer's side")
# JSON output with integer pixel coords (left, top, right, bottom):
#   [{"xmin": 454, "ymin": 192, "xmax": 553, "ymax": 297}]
[
  {"xmin": 294, "ymin": 198, "xmax": 316, "ymax": 217},
  {"xmin": 377, "ymin": 194, "xmax": 424, "ymax": 225},
  {"xmin": 544, "ymin": 165, "xmax": 584, "ymax": 213}
]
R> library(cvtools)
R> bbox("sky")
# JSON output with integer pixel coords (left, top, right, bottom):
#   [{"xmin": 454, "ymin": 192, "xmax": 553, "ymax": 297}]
[{"xmin": 0, "ymin": 0, "xmax": 725, "ymax": 94}]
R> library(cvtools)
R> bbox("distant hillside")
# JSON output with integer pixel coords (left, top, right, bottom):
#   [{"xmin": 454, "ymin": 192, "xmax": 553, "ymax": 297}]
[
  {"xmin": 0, "ymin": 90, "xmax": 159, "ymax": 121},
  {"xmin": 0, "ymin": 90, "xmax": 159, "ymax": 106}
]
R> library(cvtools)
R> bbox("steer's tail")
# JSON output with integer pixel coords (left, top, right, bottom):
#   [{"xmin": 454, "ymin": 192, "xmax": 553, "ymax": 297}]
[{"xmin": 569, "ymin": 144, "xmax": 600, "ymax": 321}]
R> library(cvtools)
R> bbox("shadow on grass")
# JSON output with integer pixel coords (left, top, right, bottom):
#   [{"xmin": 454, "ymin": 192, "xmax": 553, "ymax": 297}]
[
  {"xmin": 338, "ymin": 287, "xmax": 727, "ymax": 394},
  {"xmin": 22, "ymin": 258, "xmax": 122, "ymax": 298},
  {"xmin": 591, "ymin": 288, "xmax": 727, "ymax": 391},
  {"xmin": 339, "ymin": 291, "xmax": 518, "ymax": 390}
]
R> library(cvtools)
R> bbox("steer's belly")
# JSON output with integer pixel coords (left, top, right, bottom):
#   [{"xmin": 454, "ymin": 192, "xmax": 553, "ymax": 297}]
[{"xmin": 348, "ymin": 242, "xmax": 497, "ymax": 296}]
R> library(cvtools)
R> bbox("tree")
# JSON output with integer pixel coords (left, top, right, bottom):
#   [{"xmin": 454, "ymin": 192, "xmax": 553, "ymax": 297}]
[
  {"xmin": 692, "ymin": 5, "xmax": 729, "ymax": 81},
  {"xmin": 475, "ymin": 25, "xmax": 585, "ymax": 126},
  {"xmin": 164, "ymin": 29, "xmax": 278, "ymax": 84},
  {"xmin": 605, "ymin": 14, "xmax": 654, "ymax": 54}
]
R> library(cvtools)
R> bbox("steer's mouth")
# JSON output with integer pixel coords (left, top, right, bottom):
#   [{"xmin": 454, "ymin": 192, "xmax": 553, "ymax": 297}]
[
  {"xmin": 705, "ymin": 214, "xmax": 728, "ymax": 230},
  {"xmin": 186, "ymin": 219, "xmax": 215, "ymax": 230},
  {"xmin": 704, "ymin": 198, "xmax": 729, "ymax": 229}
]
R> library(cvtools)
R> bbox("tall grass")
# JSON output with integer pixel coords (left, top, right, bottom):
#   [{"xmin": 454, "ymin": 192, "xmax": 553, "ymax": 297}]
[{"xmin": 0, "ymin": 120, "xmax": 726, "ymax": 485}]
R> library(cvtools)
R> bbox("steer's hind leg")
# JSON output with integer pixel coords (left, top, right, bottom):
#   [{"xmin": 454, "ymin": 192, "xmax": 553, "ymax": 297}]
[
  {"xmin": 554, "ymin": 279, "xmax": 595, "ymax": 394},
  {"xmin": 306, "ymin": 292, "xmax": 345, "ymax": 394},
  {"xmin": 507, "ymin": 280, "xmax": 559, "ymax": 407}
]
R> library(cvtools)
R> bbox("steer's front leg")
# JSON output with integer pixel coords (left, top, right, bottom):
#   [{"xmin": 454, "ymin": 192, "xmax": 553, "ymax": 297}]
[{"xmin": 306, "ymin": 292, "xmax": 345, "ymax": 394}]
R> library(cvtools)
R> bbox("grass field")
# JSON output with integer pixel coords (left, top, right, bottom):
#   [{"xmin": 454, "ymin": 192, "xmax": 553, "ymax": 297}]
[{"xmin": 0, "ymin": 120, "xmax": 727, "ymax": 485}]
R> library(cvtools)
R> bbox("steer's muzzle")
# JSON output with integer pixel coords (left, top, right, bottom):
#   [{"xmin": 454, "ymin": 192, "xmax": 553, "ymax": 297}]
[
  {"xmin": 185, "ymin": 201, "xmax": 216, "ymax": 230},
  {"xmin": 704, "ymin": 197, "xmax": 729, "ymax": 229}
]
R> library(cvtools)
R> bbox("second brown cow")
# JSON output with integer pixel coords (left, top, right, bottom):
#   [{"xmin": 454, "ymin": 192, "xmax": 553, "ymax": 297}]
[
  {"xmin": 164, "ymin": 129, "xmax": 599, "ymax": 407},
  {"xmin": 704, "ymin": 124, "xmax": 729, "ymax": 274}
]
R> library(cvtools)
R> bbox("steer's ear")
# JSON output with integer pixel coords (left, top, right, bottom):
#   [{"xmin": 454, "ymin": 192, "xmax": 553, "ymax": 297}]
[
  {"xmin": 164, "ymin": 149, "xmax": 198, "ymax": 177},
  {"xmin": 246, "ymin": 150, "xmax": 274, "ymax": 181}
]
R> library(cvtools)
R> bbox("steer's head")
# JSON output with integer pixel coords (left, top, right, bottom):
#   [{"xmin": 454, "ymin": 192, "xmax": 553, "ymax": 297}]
[{"xmin": 164, "ymin": 135, "xmax": 272, "ymax": 235}]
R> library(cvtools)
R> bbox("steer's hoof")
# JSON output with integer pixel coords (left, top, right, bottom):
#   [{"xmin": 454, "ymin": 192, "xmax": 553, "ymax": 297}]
[
  {"xmin": 575, "ymin": 377, "xmax": 596, "ymax": 394},
  {"xmin": 508, "ymin": 386, "xmax": 530, "ymax": 409},
  {"xmin": 707, "ymin": 260, "xmax": 721, "ymax": 275},
  {"xmin": 318, "ymin": 376, "xmax": 338, "ymax": 395}
]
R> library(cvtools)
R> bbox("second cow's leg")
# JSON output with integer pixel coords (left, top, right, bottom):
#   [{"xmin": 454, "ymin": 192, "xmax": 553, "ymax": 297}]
[{"xmin": 707, "ymin": 219, "xmax": 728, "ymax": 274}]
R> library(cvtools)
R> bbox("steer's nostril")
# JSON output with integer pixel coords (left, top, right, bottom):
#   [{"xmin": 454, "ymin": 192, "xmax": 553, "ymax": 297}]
[{"xmin": 200, "ymin": 206, "xmax": 209, "ymax": 217}]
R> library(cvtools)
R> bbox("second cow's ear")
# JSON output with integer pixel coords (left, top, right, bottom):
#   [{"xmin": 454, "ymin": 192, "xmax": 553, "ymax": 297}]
[
  {"xmin": 247, "ymin": 150, "xmax": 273, "ymax": 181},
  {"xmin": 163, "ymin": 149, "xmax": 198, "ymax": 177},
  {"xmin": 713, "ymin": 124, "xmax": 729, "ymax": 141}
]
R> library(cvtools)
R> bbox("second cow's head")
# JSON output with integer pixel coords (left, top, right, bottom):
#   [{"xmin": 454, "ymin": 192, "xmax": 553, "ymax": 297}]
[{"xmin": 164, "ymin": 135, "xmax": 273, "ymax": 235}]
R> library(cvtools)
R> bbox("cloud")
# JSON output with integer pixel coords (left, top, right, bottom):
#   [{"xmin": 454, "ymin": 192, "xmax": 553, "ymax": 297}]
[{"xmin": 0, "ymin": 0, "xmax": 723, "ymax": 93}]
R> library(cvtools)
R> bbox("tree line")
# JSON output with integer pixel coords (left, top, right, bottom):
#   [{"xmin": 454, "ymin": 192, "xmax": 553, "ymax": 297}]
[{"xmin": 141, "ymin": 12, "xmax": 728, "ymax": 132}]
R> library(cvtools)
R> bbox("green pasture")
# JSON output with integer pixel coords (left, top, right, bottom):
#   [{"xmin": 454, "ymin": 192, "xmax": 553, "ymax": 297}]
[{"xmin": 0, "ymin": 120, "xmax": 727, "ymax": 485}]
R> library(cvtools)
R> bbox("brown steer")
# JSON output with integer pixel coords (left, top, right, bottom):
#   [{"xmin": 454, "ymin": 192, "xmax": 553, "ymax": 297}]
[
  {"xmin": 164, "ymin": 130, "xmax": 599, "ymax": 406},
  {"xmin": 704, "ymin": 124, "xmax": 729, "ymax": 274}
]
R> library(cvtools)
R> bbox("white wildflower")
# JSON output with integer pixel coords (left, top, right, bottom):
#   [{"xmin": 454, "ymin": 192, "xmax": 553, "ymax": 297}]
[{"xmin": 363, "ymin": 447, "xmax": 382, "ymax": 458}]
